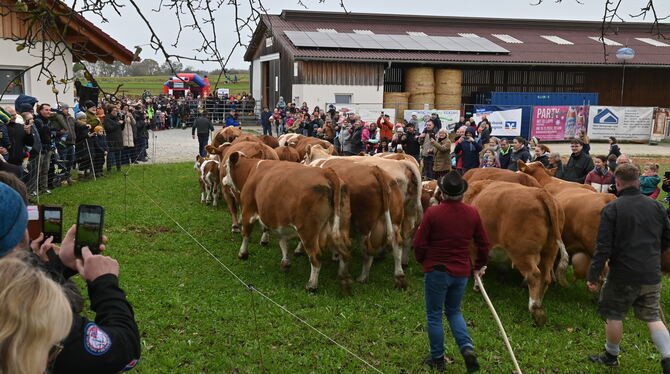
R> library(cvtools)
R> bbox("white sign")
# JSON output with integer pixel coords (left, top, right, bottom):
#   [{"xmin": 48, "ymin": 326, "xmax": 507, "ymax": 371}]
[
  {"xmin": 217, "ymin": 88, "xmax": 230, "ymax": 97},
  {"xmin": 336, "ymin": 104, "xmax": 396, "ymax": 124},
  {"xmin": 403, "ymin": 110, "xmax": 461, "ymax": 133},
  {"xmin": 473, "ymin": 108, "xmax": 523, "ymax": 137},
  {"xmin": 173, "ymin": 81, "xmax": 184, "ymax": 89},
  {"xmin": 587, "ymin": 106, "xmax": 654, "ymax": 141}
]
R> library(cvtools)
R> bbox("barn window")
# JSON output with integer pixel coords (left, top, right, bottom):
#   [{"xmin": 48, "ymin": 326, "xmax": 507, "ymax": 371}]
[
  {"xmin": 265, "ymin": 37, "xmax": 273, "ymax": 47},
  {"xmin": 294, "ymin": 62, "xmax": 298, "ymax": 77},
  {"xmin": 334, "ymin": 94, "xmax": 352, "ymax": 104},
  {"xmin": 0, "ymin": 68, "xmax": 25, "ymax": 96}
]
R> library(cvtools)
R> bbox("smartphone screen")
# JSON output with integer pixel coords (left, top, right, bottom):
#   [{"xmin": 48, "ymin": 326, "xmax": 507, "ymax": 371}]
[
  {"xmin": 75, "ymin": 205, "xmax": 105, "ymax": 257},
  {"xmin": 41, "ymin": 205, "xmax": 63, "ymax": 243}
]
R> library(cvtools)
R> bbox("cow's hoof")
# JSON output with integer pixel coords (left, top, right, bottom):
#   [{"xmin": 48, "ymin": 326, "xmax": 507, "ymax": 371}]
[
  {"xmin": 340, "ymin": 277, "xmax": 353, "ymax": 294},
  {"xmin": 357, "ymin": 275, "xmax": 369, "ymax": 284},
  {"xmin": 532, "ymin": 308, "xmax": 547, "ymax": 327},
  {"xmin": 231, "ymin": 225, "xmax": 241, "ymax": 233},
  {"xmin": 260, "ymin": 240, "xmax": 269, "ymax": 247},
  {"xmin": 280, "ymin": 260, "xmax": 291, "ymax": 272},
  {"xmin": 395, "ymin": 275, "xmax": 408, "ymax": 290},
  {"xmin": 238, "ymin": 252, "xmax": 249, "ymax": 260},
  {"xmin": 305, "ymin": 285, "xmax": 318, "ymax": 293}
]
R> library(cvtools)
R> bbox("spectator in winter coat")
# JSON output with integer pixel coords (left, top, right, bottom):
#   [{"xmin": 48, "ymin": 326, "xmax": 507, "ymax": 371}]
[
  {"xmin": 103, "ymin": 105, "xmax": 124, "ymax": 173},
  {"xmin": 362, "ymin": 122, "xmax": 380, "ymax": 154},
  {"xmin": 478, "ymin": 122, "xmax": 491, "ymax": 146},
  {"xmin": 225, "ymin": 110, "xmax": 240, "ymax": 127},
  {"xmin": 339, "ymin": 121, "xmax": 363, "ymax": 156},
  {"xmin": 480, "ymin": 147, "xmax": 500, "ymax": 168},
  {"xmin": 562, "ymin": 139, "xmax": 595, "ymax": 183},
  {"xmin": 377, "ymin": 114, "xmax": 394, "ymax": 141},
  {"xmin": 507, "ymin": 137, "xmax": 530, "ymax": 172},
  {"xmin": 548, "ymin": 152, "xmax": 566, "ymax": 180},
  {"xmin": 430, "ymin": 113, "xmax": 442, "ymax": 132},
  {"xmin": 534, "ymin": 145, "xmax": 551, "ymax": 168},
  {"xmin": 454, "ymin": 127, "xmax": 482, "ymax": 174},
  {"xmin": 259, "ymin": 106, "xmax": 272, "ymax": 136},
  {"xmin": 192, "ymin": 112, "xmax": 215, "ymax": 157},
  {"xmin": 92, "ymin": 126, "xmax": 109, "ymax": 178},
  {"xmin": 431, "ymin": 129, "xmax": 452, "ymax": 180},
  {"xmin": 51, "ymin": 103, "xmax": 76, "ymax": 173},
  {"xmin": 498, "ymin": 138, "xmax": 512, "ymax": 170},
  {"xmin": 608, "ymin": 136, "xmax": 621, "ymax": 159},
  {"xmin": 584, "ymin": 155, "xmax": 614, "ymax": 193},
  {"xmin": 4, "ymin": 106, "xmax": 33, "ymax": 169},
  {"xmin": 418, "ymin": 121, "xmax": 436, "ymax": 179},
  {"xmin": 640, "ymin": 162, "xmax": 661, "ymax": 198},
  {"xmin": 402, "ymin": 124, "xmax": 421, "ymax": 163},
  {"xmin": 323, "ymin": 118, "xmax": 335, "ymax": 143},
  {"xmin": 276, "ymin": 96, "xmax": 286, "ymax": 110}
]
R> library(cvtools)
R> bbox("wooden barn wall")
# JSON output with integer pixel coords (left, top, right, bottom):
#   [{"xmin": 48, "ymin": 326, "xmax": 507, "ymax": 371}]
[
  {"xmin": 295, "ymin": 61, "xmax": 384, "ymax": 86},
  {"xmin": 0, "ymin": 0, "xmax": 28, "ymax": 39},
  {"xmin": 458, "ymin": 66, "xmax": 670, "ymax": 107}
]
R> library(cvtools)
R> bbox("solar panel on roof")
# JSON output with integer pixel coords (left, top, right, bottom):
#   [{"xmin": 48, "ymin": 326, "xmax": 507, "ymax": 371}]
[{"xmin": 283, "ymin": 30, "xmax": 509, "ymax": 54}]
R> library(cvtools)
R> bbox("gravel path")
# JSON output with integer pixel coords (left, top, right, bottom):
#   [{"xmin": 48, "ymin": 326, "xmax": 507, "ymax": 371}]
[{"xmin": 147, "ymin": 126, "xmax": 670, "ymax": 164}]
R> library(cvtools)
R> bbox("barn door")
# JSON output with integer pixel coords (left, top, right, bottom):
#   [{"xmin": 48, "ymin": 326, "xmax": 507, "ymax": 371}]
[{"xmin": 262, "ymin": 61, "xmax": 270, "ymax": 108}]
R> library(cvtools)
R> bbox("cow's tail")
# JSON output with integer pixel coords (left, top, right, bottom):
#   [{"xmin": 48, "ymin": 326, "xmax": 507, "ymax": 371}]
[
  {"xmin": 538, "ymin": 189, "xmax": 569, "ymax": 287},
  {"xmin": 323, "ymin": 167, "xmax": 348, "ymax": 249},
  {"xmin": 371, "ymin": 165, "xmax": 395, "ymax": 245},
  {"xmin": 405, "ymin": 160, "xmax": 423, "ymax": 226}
]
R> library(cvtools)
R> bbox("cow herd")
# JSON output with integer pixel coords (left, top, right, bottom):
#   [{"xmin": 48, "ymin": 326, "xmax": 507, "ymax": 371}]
[{"xmin": 194, "ymin": 128, "xmax": 667, "ymax": 326}]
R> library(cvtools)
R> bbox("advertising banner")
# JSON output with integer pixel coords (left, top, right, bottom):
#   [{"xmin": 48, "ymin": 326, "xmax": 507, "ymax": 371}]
[
  {"xmin": 587, "ymin": 106, "xmax": 654, "ymax": 141},
  {"xmin": 531, "ymin": 106, "xmax": 589, "ymax": 141},
  {"xmin": 651, "ymin": 108, "xmax": 670, "ymax": 142},
  {"xmin": 473, "ymin": 106, "xmax": 522, "ymax": 137},
  {"xmin": 336, "ymin": 105, "xmax": 396, "ymax": 125},
  {"xmin": 403, "ymin": 110, "xmax": 461, "ymax": 133}
]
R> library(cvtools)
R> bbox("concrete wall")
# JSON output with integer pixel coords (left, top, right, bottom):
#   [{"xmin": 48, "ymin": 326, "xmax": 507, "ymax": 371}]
[
  {"xmin": 291, "ymin": 84, "xmax": 383, "ymax": 108},
  {"xmin": 0, "ymin": 38, "xmax": 74, "ymax": 107}
]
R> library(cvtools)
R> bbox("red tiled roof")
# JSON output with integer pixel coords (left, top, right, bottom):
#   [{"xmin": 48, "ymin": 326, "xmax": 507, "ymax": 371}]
[{"xmin": 249, "ymin": 11, "xmax": 670, "ymax": 66}]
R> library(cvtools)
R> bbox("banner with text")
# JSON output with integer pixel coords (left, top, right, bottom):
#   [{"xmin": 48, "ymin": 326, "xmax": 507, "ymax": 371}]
[
  {"xmin": 587, "ymin": 106, "xmax": 654, "ymax": 141},
  {"xmin": 403, "ymin": 110, "xmax": 461, "ymax": 133},
  {"xmin": 651, "ymin": 108, "xmax": 670, "ymax": 142},
  {"xmin": 337, "ymin": 105, "xmax": 396, "ymax": 125},
  {"xmin": 473, "ymin": 105, "xmax": 523, "ymax": 137},
  {"xmin": 531, "ymin": 106, "xmax": 589, "ymax": 141}
]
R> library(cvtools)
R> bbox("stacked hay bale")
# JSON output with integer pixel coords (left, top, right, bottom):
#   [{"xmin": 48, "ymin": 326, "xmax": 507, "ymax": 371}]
[
  {"xmin": 405, "ymin": 67, "xmax": 435, "ymax": 110},
  {"xmin": 383, "ymin": 92, "xmax": 410, "ymax": 123},
  {"xmin": 435, "ymin": 69, "xmax": 462, "ymax": 110}
]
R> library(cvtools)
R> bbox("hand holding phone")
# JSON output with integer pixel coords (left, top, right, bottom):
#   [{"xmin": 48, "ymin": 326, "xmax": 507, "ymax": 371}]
[
  {"xmin": 75, "ymin": 247, "xmax": 119, "ymax": 282},
  {"xmin": 75, "ymin": 205, "xmax": 105, "ymax": 258}
]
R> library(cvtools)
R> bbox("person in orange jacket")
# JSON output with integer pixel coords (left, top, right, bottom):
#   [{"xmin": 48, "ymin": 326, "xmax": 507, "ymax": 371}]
[{"xmin": 376, "ymin": 113, "xmax": 394, "ymax": 142}]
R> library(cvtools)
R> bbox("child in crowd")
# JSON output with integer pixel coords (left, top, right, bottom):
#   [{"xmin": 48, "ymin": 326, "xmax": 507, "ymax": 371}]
[
  {"xmin": 480, "ymin": 147, "xmax": 499, "ymax": 168},
  {"xmin": 640, "ymin": 162, "xmax": 661, "ymax": 198},
  {"xmin": 92, "ymin": 126, "xmax": 108, "ymax": 178}
]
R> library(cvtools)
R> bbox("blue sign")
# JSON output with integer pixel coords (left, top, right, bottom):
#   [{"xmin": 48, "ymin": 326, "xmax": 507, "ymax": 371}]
[{"xmin": 593, "ymin": 108, "xmax": 619, "ymax": 125}]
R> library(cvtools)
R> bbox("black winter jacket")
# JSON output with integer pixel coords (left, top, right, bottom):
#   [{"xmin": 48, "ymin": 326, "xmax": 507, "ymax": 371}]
[
  {"xmin": 103, "ymin": 114, "xmax": 125, "ymax": 152},
  {"xmin": 562, "ymin": 151, "xmax": 594, "ymax": 184},
  {"xmin": 507, "ymin": 147, "xmax": 530, "ymax": 172},
  {"xmin": 588, "ymin": 187, "xmax": 670, "ymax": 285}
]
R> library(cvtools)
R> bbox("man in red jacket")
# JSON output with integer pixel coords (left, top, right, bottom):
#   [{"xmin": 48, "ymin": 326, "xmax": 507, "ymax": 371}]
[
  {"xmin": 376, "ymin": 113, "xmax": 393, "ymax": 142},
  {"xmin": 413, "ymin": 170, "xmax": 490, "ymax": 373}
]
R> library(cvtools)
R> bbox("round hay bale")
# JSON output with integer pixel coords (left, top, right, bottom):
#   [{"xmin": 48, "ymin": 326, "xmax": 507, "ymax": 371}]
[
  {"xmin": 408, "ymin": 93, "xmax": 435, "ymax": 110},
  {"xmin": 435, "ymin": 93, "xmax": 461, "ymax": 108},
  {"xmin": 405, "ymin": 67, "xmax": 435, "ymax": 94},
  {"xmin": 383, "ymin": 92, "xmax": 410, "ymax": 122},
  {"xmin": 435, "ymin": 69, "xmax": 462, "ymax": 94}
]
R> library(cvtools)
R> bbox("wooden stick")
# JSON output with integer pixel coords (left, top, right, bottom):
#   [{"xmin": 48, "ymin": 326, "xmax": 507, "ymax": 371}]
[{"xmin": 474, "ymin": 266, "xmax": 523, "ymax": 374}]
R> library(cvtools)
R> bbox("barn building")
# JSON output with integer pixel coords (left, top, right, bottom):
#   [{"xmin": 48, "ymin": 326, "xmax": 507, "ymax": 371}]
[
  {"xmin": 0, "ymin": 0, "xmax": 136, "ymax": 106},
  {"xmin": 244, "ymin": 10, "xmax": 670, "ymax": 120}
]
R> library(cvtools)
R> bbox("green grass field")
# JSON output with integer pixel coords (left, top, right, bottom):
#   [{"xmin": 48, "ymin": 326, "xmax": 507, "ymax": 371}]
[
  {"xmin": 39, "ymin": 162, "xmax": 670, "ymax": 373},
  {"xmin": 94, "ymin": 74, "xmax": 250, "ymax": 98}
]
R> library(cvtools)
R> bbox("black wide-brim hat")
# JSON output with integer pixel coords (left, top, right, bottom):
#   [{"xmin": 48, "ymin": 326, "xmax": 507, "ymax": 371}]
[{"xmin": 438, "ymin": 170, "xmax": 468, "ymax": 196}]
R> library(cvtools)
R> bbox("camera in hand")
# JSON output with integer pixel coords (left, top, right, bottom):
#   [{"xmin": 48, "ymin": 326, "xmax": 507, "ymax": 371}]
[{"xmin": 75, "ymin": 204, "xmax": 105, "ymax": 257}]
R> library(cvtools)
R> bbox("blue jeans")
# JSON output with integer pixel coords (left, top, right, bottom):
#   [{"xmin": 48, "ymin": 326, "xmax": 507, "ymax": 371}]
[
  {"xmin": 424, "ymin": 270, "xmax": 473, "ymax": 358},
  {"xmin": 197, "ymin": 134, "xmax": 209, "ymax": 157}
]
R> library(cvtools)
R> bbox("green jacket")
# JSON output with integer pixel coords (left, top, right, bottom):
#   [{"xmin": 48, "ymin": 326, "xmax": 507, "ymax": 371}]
[{"xmin": 86, "ymin": 111, "xmax": 101, "ymax": 129}]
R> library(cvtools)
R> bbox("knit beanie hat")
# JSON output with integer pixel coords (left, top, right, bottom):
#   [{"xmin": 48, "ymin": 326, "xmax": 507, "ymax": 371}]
[
  {"xmin": 75, "ymin": 111, "xmax": 87, "ymax": 120},
  {"xmin": 0, "ymin": 183, "xmax": 28, "ymax": 256},
  {"xmin": 84, "ymin": 100, "xmax": 96, "ymax": 109},
  {"xmin": 94, "ymin": 126, "xmax": 104, "ymax": 133}
]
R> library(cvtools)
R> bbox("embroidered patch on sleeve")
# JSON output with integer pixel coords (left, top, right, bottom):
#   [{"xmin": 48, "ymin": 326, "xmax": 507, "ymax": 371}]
[
  {"xmin": 121, "ymin": 358, "xmax": 140, "ymax": 371},
  {"xmin": 83, "ymin": 322, "xmax": 112, "ymax": 356}
]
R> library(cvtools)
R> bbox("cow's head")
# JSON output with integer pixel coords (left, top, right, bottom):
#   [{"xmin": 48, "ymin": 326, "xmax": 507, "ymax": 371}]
[
  {"xmin": 194, "ymin": 155, "xmax": 205, "ymax": 170},
  {"xmin": 518, "ymin": 160, "xmax": 554, "ymax": 182},
  {"xmin": 304, "ymin": 144, "xmax": 332, "ymax": 165}
]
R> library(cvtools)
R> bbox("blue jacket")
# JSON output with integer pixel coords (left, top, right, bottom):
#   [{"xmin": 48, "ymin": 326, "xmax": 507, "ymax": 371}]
[
  {"xmin": 454, "ymin": 138, "xmax": 482, "ymax": 169},
  {"xmin": 225, "ymin": 114, "xmax": 240, "ymax": 127}
]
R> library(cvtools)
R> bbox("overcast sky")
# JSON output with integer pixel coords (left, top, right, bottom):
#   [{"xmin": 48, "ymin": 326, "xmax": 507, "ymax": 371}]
[{"xmin": 91, "ymin": 0, "xmax": 670, "ymax": 70}]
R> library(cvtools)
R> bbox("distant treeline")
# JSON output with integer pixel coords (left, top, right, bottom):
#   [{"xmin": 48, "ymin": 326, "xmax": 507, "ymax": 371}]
[{"xmin": 83, "ymin": 59, "xmax": 248, "ymax": 78}]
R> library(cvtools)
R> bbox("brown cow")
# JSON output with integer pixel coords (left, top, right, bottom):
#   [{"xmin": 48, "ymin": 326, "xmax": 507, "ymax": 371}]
[
  {"xmin": 231, "ymin": 134, "xmax": 262, "ymax": 145},
  {"xmin": 420, "ymin": 180, "xmax": 443, "ymax": 211},
  {"xmin": 258, "ymin": 135, "xmax": 280, "ymax": 148},
  {"xmin": 289, "ymin": 137, "xmax": 337, "ymax": 160},
  {"xmin": 463, "ymin": 167, "xmax": 541, "ymax": 188},
  {"xmin": 373, "ymin": 152, "xmax": 420, "ymax": 169},
  {"xmin": 194, "ymin": 155, "xmax": 221, "ymax": 206},
  {"xmin": 305, "ymin": 144, "xmax": 422, "ymax": 266},
  {"xmin": 276, "ymin": 146, "xmax": 301, "ymax": 162},
  {"xmin": 278, "ymin": 133, "xmax": 303, "ymax": 147},
  {"xmin": 464, "ymin": 180, "xmax": 568, "ymax": 325},
  {"xmin": 223, "ymin": 153, "xmax": 352, "ymax": 291},
  {"xmin": 207, "ymin": 141, "xmax": 279, "ymax": 232},
  {"xmin": 306, "ymin": 157, "xmax": 406, "ymax": 288},
  {"xmin": 518, "ymin": 161, "xmax": 616, "ymax": 279},
  {"xmin": 212, "ymin": 126, "xmax": 243, "ymax": 147}
]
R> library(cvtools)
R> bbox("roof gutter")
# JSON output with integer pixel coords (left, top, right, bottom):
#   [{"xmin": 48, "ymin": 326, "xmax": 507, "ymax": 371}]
[{"xmin": 294, "ymin": 56, "xmax": 670, "ymax": 68}]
